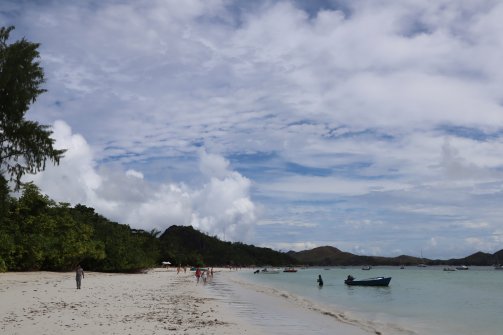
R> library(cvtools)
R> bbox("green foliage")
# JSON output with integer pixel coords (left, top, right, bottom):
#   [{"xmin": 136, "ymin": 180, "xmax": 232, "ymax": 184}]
[
  {"xmin": 0, "ymin": 185, "xmax": 162, "ymax": 272},
  {"xmin": 0, "ymin": 184, "xmax": 106, "ymax": 271},
  {"xmin": 43, "ymin": 204, "xmax": 105, "ymax": 270},
  {"xmin": 159, "ymin": 225, "xmax": 296, "ymax": 267},
  {"xmin": 0, "ymin": 177, "xmax": 16, "ymax": 269},
  {"xmin": 0, "ymin": 175, "xmax": 10, "ymax": 226},
  {"xmin": 70, "ymin": 205, "xmax": 159, "ymax": 272},
  {"xmin": 0, "ymin": 26, "xmax": 65, "ymax": 189}
]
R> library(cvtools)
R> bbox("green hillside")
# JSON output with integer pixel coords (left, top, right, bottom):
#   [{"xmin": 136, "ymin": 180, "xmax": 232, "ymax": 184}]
[{"xmin": 159, "ymin": 225, "xmax": 296, "ymax": 267}]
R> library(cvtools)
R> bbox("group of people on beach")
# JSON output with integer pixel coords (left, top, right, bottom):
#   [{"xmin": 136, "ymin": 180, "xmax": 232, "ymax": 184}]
[
  {"xmin": 195, "ymin": 267, "xmax": 214, "ymax": 284},
  {"xmin": 74, "ymin": 264, "xmax": 217, "ymax": 290}
]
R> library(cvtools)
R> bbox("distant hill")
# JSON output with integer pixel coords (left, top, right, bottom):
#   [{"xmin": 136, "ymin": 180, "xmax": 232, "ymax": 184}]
[
  {"xmin": 289, "ymin": 246, "xmax": 426, "ymax": 266},
  {"xmin": 289, "ymin": 246, "xmax": 503, "ymax": 266},
  {"xmin": 159, "ymin": 225, "xmax": 296, "ymax": 267},
  {"xmin": 289, "ymin": 246, "xmax": 365, "ymax": 265},
  {"xmin": 438, "ymin": 251, "xmax": 498, "ymax": 266},
  {"xmin": 158, "ymin": 225, "xmax": 502, "ymax": 267}
]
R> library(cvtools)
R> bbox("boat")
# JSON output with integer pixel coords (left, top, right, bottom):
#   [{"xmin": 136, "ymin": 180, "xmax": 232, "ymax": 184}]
[
  {"xmin": 261, "ymin": 268, "xmax": 280, "ymax": 274},
  {"xmin": 417, "ymin": 249, "xmax": 428, "ymax": 267},
  {"xmin": 494, "ymin": 257, "xmax": 503, "ymax": 270},
  {"xmin": 443, "ymin": 267, "xmax": 456, "ymax": 271},
  {"xmin": 283, "ymin": 267, "xmax": 298, "ymax": 272},
  {"xmin": 344, "ymin": 275, "xmax": 391, "ymax": 286},
  {"xmin": 361, "ymin": 265, "xmax": 372, "ymax": 270},
  {"xmin": 456, "ymin": 265, "xmax": 469, "ymax": 270}
]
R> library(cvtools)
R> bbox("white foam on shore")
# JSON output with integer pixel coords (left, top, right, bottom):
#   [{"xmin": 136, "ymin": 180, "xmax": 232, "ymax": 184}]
[{"xmin": 207, "ymin": 271, "xmax": 418, "ymax": 335}]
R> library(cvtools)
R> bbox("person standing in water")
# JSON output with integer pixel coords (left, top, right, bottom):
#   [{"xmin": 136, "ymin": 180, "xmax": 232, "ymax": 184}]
[
  {"xmin": 76, "ymin": 265, "xmax": 85, "ymax": 289},
  {"xmin": 317, "ymin": 274, "xmax": 323, "ymax": 287}
]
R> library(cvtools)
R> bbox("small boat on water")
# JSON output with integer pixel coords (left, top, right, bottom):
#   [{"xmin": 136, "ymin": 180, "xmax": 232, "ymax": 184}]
[
  {"xmin": 417, "ymin": 249, "xmax": 428, "ymax": 267},
  {"xmin": 456, "ymin": 265, "xmax": 469, "ymax": 270},
  {"xmin": 443, "ymin": 267, "xmax": 456, "ymax": 271},
  {"xmin": 261, "ymin": 268, "xmax": 280, "ymax": 274},
  {"xmin": 283, "ymin": 267, "xmax": 298, "ymax": 272},
  {"xmin": 361, "ymin": 265, "xmax": 372, "ymax": 270},
  {"xmin": 344, "ymin": 275, "xmax": 391, "ymax": 286},
  {"xmin": 495, "ymin": 264, "xmax": 503, "ymax": 270}
]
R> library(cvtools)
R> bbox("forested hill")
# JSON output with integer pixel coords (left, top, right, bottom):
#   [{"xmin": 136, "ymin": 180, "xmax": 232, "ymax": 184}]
[
  {"xmin": 0, "ymin": 182, "xmax": 161, "ymax": 273},
  {"xmin": 288, "ymin": 246, "xmax": 503, "ymax": 266},
  {"xmin": 289, "ymin": 246, "xmax": 422, "ymax": 266},
  {"xmin": 0, "ymin": 182, "xmax": 295, "ymax": 272},
  {"xmin": 159, "ymin": 225, "xmax": 296, "ymax": 267}
]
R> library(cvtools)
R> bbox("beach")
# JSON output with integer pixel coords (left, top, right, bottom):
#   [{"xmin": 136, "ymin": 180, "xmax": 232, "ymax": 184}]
[{"xmin": 0, "ymin": 269, "xmax": 370, "ymax": 335}]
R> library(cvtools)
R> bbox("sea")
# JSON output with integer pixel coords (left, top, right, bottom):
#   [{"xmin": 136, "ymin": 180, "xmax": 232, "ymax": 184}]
[{"xmin": 206, "ymin": 266, "xmax": 503, "ymax": 335}]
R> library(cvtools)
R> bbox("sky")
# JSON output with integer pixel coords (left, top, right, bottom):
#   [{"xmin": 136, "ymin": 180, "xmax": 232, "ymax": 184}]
[{"xmin": 2, "ymin": 0, "xmax": 503, "ymax": 259}]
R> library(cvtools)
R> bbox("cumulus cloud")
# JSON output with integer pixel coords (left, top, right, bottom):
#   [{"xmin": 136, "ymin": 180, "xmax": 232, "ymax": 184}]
[
  {"xmin": 26, "ymin": 120, "xmax": 102, "ymax": 204},
  {"xmin": 23, "ymin": 121, "xmax": 257, "ymax": 241}
]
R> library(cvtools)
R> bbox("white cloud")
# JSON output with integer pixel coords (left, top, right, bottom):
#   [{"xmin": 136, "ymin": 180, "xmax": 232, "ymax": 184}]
[
  {"xmin": 125, "ymin": 169, "xmax": 144, "ymax": 179},
  {"xmin": 23, "ymin": 121, "xmax": 257, "ymax": 241},
  {"xmin": 257, "ymin": 219, "xmax": 318, "ymax": 228},
  {"xmin": 26, "ymin": 120, "xmax": 102, "ymax": 204},
  {"xmin": 265, "ymin": 241, "xmax": 319, "ymax": 252},
  {"xmin": 198, "ymin": 150, "xmax": 231, "ymax": 179},
  {"xmin": 260, "ymin": 175, "xmax": 407, "ymax": 197}
]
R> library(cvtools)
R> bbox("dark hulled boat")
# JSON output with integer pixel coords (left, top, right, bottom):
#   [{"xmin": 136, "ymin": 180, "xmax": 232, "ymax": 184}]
[{"xmin": 344, "ymin": 276, "xmax": 391, "ymax": 286}]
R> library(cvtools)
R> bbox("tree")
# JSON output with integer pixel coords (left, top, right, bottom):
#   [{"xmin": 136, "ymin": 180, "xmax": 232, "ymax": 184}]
[
  {"xmin": 0, "ymin": 26, "xmax": 65, "ymax": 189},
  {"xmin": 0, "ymin": 184, "xmax": 106, "ymax": 271}
]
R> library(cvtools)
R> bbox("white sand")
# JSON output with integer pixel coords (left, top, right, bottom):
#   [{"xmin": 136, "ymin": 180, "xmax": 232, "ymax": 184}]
[
  {"xmin": 0, "ymin": 269, "xmax": 263, "ymax": 335},
  {"xmin": 0, "ymin": 269, "xmax": 373, "ymax": 335}
]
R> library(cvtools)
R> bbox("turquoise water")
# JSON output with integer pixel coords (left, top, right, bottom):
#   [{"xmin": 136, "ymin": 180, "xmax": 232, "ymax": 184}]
[{"xmin": 219, "ymin": 267, "xmax": 503, "ymax": 335}]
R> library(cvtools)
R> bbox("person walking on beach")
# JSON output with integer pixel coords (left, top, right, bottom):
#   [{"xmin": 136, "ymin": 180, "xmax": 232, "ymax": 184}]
[
  {"xmin": 195, "ymin": 267, "xmax": 201, "ymax": 284},
  {"xmin": 76, "ymin": 265, "xmax": 85, "ymax": 289}
]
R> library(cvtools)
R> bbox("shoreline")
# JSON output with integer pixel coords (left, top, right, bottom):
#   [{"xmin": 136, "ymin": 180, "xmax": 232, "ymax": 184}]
[
  {"xmin": 209, "ymin": 270, "xmax": 373, "ymax": 335},
  {"xmin": 0, "ymin": 269, "xmax": 375, "ymax": 335}
]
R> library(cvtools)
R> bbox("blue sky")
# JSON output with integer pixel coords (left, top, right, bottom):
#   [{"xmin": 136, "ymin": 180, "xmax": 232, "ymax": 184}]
[{"xmin": 2, "ymin": 0, "xmax": 503, "ymax": 258}]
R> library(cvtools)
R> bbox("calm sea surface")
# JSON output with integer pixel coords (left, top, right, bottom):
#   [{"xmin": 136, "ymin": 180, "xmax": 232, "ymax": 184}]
[{"xmin": 209, "ymin": 266, "xmax": 503, "ymax": 335}]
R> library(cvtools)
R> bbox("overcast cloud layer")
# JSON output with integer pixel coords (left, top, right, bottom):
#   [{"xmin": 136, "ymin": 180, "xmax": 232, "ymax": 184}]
[{"xmin": 3, "ymin": 0, "xmax": 503, "ymax": 258}]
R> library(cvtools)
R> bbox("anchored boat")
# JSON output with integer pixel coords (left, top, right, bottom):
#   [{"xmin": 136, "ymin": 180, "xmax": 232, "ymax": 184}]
[{"xmin": 344, "ymin": 275, "xmax": 391, "ymax": 286}]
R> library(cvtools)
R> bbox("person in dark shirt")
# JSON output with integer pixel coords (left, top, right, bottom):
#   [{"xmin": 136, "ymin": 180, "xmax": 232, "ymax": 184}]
[
  {"xmin": 317, "ymin": 274, "xmax": 323, "ymax": 287},
  {"xmin": 76, "ymin": 265, "xmax": 85, "ymax": 289}
]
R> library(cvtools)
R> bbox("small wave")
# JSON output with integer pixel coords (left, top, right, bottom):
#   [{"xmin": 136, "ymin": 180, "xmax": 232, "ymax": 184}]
[{"xmin": 230, "ymin": 275, "xmax": 417, "ymax": 335}]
